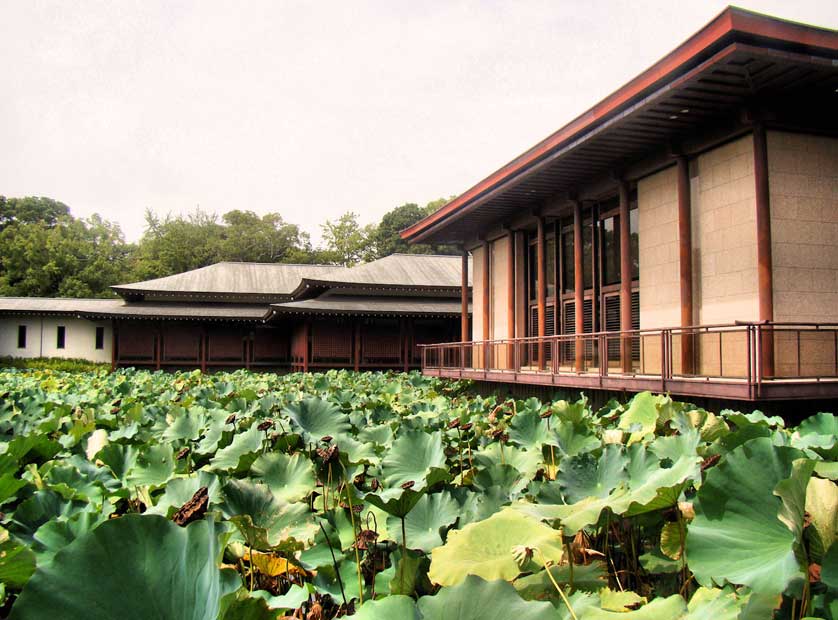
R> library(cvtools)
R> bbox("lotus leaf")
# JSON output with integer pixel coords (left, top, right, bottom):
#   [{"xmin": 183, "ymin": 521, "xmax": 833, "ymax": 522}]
[
  {"xmin": 250, "ymin": 451, "xmax": 315, "ymax": 503},
  {"xmin": 9, "ymin": 515, "xmax": 239, "ymax": 620},
  {"xmin": 283, "ymin": 397, "xmax": 350, "ymax": 443},
  {"xmin": 386, "ymin": 490, "xmax": 460, "ymax": 551},
  {"xmin": 354, "ymin": 595, "xmax": 421, "ymax": 620},
  {"xmin": 382, "ymin": 430, "xmax": 447, "ymax": 490},
  {"xmin": 428, "ymin": 508, "xmax": 563, "ymax": 586}
]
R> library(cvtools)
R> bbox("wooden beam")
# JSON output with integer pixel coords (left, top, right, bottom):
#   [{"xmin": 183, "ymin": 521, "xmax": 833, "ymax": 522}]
[
  {"xmin": 677, "ymin": 155, "xmax": 695, "ymax": 374},
  {"xmin": 536, "ymin": 217, "xmax": 546, "ymax": 369},
  {"xmin": 753, "ymin": 123, "xmax": 774, "ymax": 376},
  {"xmin": 574, "ymin": 201, "xmax": 585, "ymax": 372},
  {"xmin": 619, "ymin": 181, "xmax": 632, "ymax": 373},
  {"xmin": 461, "ymin": 249, "xmax": 469, "ymax": 342}
]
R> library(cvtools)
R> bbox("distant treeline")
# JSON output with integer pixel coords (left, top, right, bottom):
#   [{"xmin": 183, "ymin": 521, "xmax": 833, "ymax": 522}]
[{"xmin": 0, "ymin": 196, "xmax": 456, "ymax": 298}]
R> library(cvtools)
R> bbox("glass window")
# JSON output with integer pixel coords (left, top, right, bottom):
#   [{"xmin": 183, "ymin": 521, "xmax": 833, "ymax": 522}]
[
  {"xmin": 630, "ymin": 208, "xmax": 639, "ymax": 280},
  {"xmin": 562, "ymin": 229, "xmax": 574, "ymax": 293},
  {"xmin": 56, "ymin": 326, "xmax": 66, "ymax": 350},
  {"xmin": 583, "ymin": 222, "xmax": 593, "ymax": 289},
  {"xmin": 95, "ymin": 326, "xmax": 105, "ymax": 350},
  {"xmin": 17, "ymin": 325, "xmax": 26, "ymax": 349},
  {"xmin": 545, "ymin": 237, "xmax": 556, "ymax": 298},
  {"xmin": 601, "ymin": 215, "xmax": 620, "ymax": 286}
]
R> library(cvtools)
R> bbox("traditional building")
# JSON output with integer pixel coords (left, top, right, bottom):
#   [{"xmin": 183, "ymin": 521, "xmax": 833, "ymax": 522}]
[
  {"xmin": 402, "ymin": 7, "xmax": 838, "ymax": 402},
  {"xmin": 0, "ymin": 255, "xmax": 467, "ymax": 371}
]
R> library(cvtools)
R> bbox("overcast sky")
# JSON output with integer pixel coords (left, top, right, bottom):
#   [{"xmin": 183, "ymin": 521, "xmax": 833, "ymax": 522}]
[{"xmin": 1, "ymin": 1, "xmax": 836, "ymax": 244}]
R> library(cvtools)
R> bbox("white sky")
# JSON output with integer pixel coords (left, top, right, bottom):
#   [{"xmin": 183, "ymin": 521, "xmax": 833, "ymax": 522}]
[{"xmin": 1, "ymin": 1, "xmax": 836, "ymax": 244}]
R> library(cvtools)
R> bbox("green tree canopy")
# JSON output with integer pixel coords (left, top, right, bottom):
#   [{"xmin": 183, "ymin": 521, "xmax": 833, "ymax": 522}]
[
  {"xmin": 0, "ymin": 196, "xmax": 70, "ymax": 231},
  {"xmin": 319, "ymin": 212, "xmax": 377, "ymax": 266},
  {"xmin": 370, "ymin": 198, "xmax": 458, "ymax": 259}
]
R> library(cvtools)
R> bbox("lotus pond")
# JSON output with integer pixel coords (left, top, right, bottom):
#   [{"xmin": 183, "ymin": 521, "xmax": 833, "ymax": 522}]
[{"xmin": 0, "ymin": 368, "xmax": 835, "ymax": 619}]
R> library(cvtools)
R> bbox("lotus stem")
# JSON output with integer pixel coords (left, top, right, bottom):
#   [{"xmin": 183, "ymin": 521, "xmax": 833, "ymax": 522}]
[
  {"xmin": 457, "ymin": 428, "xmax": 464, "ymax": 485},
  {"xmin": 401, "ymin": 515, "xmax": 407, "ymax": 555},
  {"xmin": 343, "ymin": 466, "xmax": 364, "ymax": 605},
  {"xmin": 565, "ymin": 542, "xmax": 574, "ymax": 592},
  {"xmin": 319, "ymin": 521, "xmax": 347, "ymax": 607},
  {"xmin": 536, "ymin": 548, "xmax": 578, "ymax": 620}
]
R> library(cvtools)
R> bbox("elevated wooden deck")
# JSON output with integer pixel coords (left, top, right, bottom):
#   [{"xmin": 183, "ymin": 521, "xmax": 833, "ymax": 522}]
[{"xmin": 419, "ymin": 323, "xmax": 838, "ymax": 401}]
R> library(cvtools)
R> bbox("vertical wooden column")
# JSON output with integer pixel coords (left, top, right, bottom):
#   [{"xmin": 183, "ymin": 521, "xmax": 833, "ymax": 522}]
[
  {"xmin": 506, "ymin": 231, "xmax": 515, "ymax": 370},
  {"xmin": 753, "ymin": 123, "xmax": 774, "ymax": 376},
  {"xmin": 302, "ymin": 320, "xmax": 310, "ymax": 373},
  {"xmin": 482, "ymin": 240, "xmax": 491, "ymax": 368},
  {"xmin": 353, "ymin": 321, "xmax": 361, "ymax": 371},
  {"xmin": 461, "ymin": 249, "xmax": 470, "ymax": 342},
  {"xmin": 574, "ymin": 201, "xmax": 584, "ymax": 372},
  {"xmin": 677, "ymin": 156, "xmax": 694, "ymax": 374},
  {"xmin": 619, "ymin": 181, "xmax": 632, "ymax": 373},
  {"xmin": 111, "ymin": 321, "xmax": 118, "ymax": 371},
  {"xmin": 536, "ymin": 217, "xmax": 547, "ymax": 370},
  {"xmin": 514, "ymin": 231, "xmax": 526, "ymax": 339},
  {"xmin": 200, "ymin": 326, "xmax": 207, "ymax": 373}
]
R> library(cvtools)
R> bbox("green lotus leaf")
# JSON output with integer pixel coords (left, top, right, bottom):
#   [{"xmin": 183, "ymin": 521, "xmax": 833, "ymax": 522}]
[
  {"xmin": 9, "ymin": 515, "xmax": 239, "ymax": 620},
  {"xmin": 386, "ymin": 491, "xmax": 460, "ymax": 552},
  {"xmin": 508, "ymin": 406, "xmax": 553, "ymax": 449},
  {"xmin": 475, "ymin": 443, "xmax": 543, "ymax": 479},
  {"xmin": 218, "ymin": 590, "xmax": 279, "ymax": 620},
  {"xmin": 428, "ymin": 508, "xmax": 563, "ymax": 586},
  {"xmin": 0, "ymin": 528, "xmax": 36, "ymax": 589},
  {"xmin": 390, "ymin": 547, "xmax": 432, "ymax": 596},
  {"xmin": 579, "ymin": 594, "xmax": 687, "ymax": 618},
  {"xmin": 795, "ymin": 412, "xmax": 838, "ymax": 459},
  {"xmin": 807, "ymin": 478, "xmax": 838, "ymax": 564},
  {"xmin": 552, "ymin": 419, "xmax": 601, "ymax": 458},
  {"xmin": 417, "ymin": 575, "xmax": 561, "ymax": 620},
  {"xmin": 31, "ymin": 509, "xmax": 108, "ymax": 563},
  {"xmin": 365, "ymin": 487, "xmax": 425, "ymax": 519},
  {"xmin": 354, "ymin": 595, "xmax": 420, "ymax": 620},
  {"xmin": 220, "ymin": 479, "xmax": 316, "ymax": 549},
  {"xmin": 514, "ymin": 561, "xmax": 608, "ymax": 600},
  {"xmin": 208, "ymin": 423, "xmax": 263, "ymax": 471},
  {"xmin": 684, "ymin": 587, "xmax": 745, "ymax": 620},
  {"xmin": 382, "ymin": 430, "xmax": 447, "ymax": 490},
  {"xmin": 147, "ymin": 471, "xmax": 222, "ymax": 517},
  {"xmin": 96, "ymin": 442, "xmax": 138, "ymax": 482},
  {"xmin": 127, "ymin": 443, "xmax": 174, "ymax": 487},
  {"xmin": 283, "ymin": 397, "xmax": 350, "ymax": 443},
  {"xmin": 618, "ymin": 391, "xmax": 659, "ymax": 445},
  {"xmin": 161, "ymin": 407, "xmax": 204, "ymax": 443},
  {"xmin": 687, "ymin": 438, "xmax": 807, "ymax": 593},
  {"xmin": 599, "ymin": 588, "xmax": 646, "ymax": 611},
  {"xmin": 250, "ymin": 451, "xmax": 315, "ymax": 503},
  {"xmin": 557, "ymin": 444, "xmax": 628, "ymax": 504}
]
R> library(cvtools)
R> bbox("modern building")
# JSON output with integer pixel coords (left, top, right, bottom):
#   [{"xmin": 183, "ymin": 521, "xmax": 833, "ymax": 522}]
[
  {"xmin": 402, "ymin": 7, "xmax": 838, "ymax": 402},
  {"xmin": 0, "ymin": 254, "xmax": 468, "ymax": 371}
]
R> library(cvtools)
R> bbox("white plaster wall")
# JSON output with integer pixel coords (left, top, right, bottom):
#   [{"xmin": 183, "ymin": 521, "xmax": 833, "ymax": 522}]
[
  {"xmin": 637, "ymin": 165, "xmax": 680, "ymax": 330},
  {"xmin": 693, "ymin": 134, "xmax": 760, "ymax": 324},
  {"xmin": 0, "ymin": 317, "xmax": 112, "ymax": 362}
]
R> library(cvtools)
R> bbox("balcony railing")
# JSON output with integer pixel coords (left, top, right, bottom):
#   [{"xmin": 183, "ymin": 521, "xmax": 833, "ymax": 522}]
[{"xmin": 418, "ymin": 322, "xmax": 838, "ymax": 401}]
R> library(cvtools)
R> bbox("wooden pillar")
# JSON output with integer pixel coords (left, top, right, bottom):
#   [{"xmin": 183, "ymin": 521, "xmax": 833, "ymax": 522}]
[
  {"xmin": 514, "ymin": 231, "xmax": 526, "ymax": 339},
  {"xmin": 574, "ymin": 201, "xmax": 584, "ymax": 372},
  {"xmin": 155, "ymin": 324, "xmax": 162, "ymax": 371},
  {"xmin": 507, "ymin": 231, "xmax": 515, "ymax": 340},
  {"xmin": 536, "ymin": 217, "xmax": 547, "ymax": 369},
  {"xmin": 482, "ymin": 239, "xmax": 490, "ymax": 369},
  {"xmin": 619, "ymin": 181, "xmax": 632, "ymax": 373},
  {"xmin": 461, "ymin": 249, "xmax": 469, "ymax": 342},
  {"xmin": 302, "ymin": 320, "xmax": 310, "ymax": 373},
  {"xmin": 353, "ymin": 321, "xmax": 361, "ymax": 371},
  {"xmin": 111, "ymin": 320, "xmax": 118, "ymax": 371},
  {"xmin": 677, "ymin": 156, "xmax": 694, "ymax": 374},
  {"xmin": 753, "ymin": 123, "xmax": 774, "ymax": 376},
  {"xmin": 200, "ymin": 326, "xmax": 207, "ymax": 373}
]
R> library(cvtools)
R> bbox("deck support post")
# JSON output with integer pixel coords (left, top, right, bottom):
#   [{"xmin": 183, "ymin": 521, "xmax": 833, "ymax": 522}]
[
  {"xmin": 574, "ymin": 201, "xmax": 584, "ymax": 372},
  {"xmin": 753, "ymin": 123, "xmax": 774, "ymax": 377},
  {"xmin": 677, "ymin": 155, "xmax": 694, "ymax": 375},
  {"xmin": 536, "ymin": 217, "xmax": 547, "ymax": 370},
  {"xmin": 619, "ymin": 181, "xmax": 632, "ymax": 373}
]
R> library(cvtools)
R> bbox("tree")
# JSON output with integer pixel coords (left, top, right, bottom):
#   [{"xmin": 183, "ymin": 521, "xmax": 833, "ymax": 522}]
[
  {"xmin": 0, "ymin": 214, "xmax": 132, "ymax": 298},
  {"xmin": 319, "ymin": 212, "xmax": 377, "ymax": 266},
  {"xmin": 218, "ymin": 210, "xmax": 313, "ymax": 263},
  {"xmin": 370, "ymin": 198, "xmax": 459, "ymax": 259},
  {"xmin": 0, "ymin": 196, "xmax": 70, "ymax": 231}
]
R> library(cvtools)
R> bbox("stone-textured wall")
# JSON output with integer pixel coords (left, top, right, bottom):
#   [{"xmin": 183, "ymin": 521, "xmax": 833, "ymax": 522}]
[
  {"xmin": 637, "ymin": 164, "xmax": 680, "ymax": 330},
  {"xmin": 693, "ymin": 133, "xmax": 759, "ymax": 326},
  {"xmin": 767, "ymin": 131, "xmax": 838, "ymax": 378}
]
